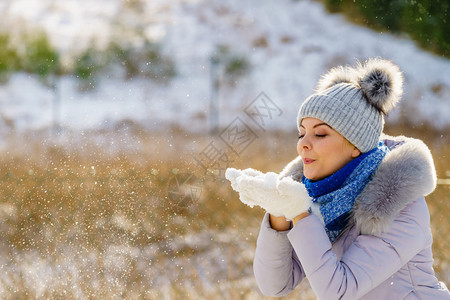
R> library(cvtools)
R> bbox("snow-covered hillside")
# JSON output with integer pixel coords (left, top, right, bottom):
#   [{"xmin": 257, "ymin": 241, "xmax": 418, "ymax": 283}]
[{"xmin": 0, "ymin": 0, "xmax": 449, "ymax": 135}]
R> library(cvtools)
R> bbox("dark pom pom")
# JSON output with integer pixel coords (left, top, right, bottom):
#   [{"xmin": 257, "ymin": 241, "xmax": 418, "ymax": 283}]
[
  {"xmin": 315, "ymin": 65, "xmax": 357, "ymax": 93},
  {"xmin": 357, "ymin": 58, "xmax": 403, "ymax": 114}
]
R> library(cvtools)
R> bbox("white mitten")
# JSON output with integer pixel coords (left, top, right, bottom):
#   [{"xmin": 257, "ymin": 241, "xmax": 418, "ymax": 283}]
[
  {"xmin": 225, "ymin": 168, "xmax": 285, "ymax": 216},
  {"xmin": 225, "ymin": 168, "xmax": 312, "ymax": 220},
  {"xmin": 275, "ymin": 176, "xmax": 312, "ymax": 220}
]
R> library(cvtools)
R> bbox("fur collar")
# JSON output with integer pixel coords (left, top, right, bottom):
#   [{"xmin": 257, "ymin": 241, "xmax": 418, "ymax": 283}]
[{"xmin": 279, "ymin": 134, "xmax": 437, "ymax": 236}]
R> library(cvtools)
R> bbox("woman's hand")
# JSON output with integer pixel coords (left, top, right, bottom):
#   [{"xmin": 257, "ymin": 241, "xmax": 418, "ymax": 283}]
[
  {"xmin": 225, "ymin": 167, "xmax": 312, "ymax": 221},
  {"xmin": 269, "ymin": 212, "xmax": 310, "ymax": 231},
  {"xmin": 269, "ymin": 214, "xmax": 291, "ymax": 231},
  {"xmin": 292, "ymin": 211, "xmax": 310, "ymax": 226}
]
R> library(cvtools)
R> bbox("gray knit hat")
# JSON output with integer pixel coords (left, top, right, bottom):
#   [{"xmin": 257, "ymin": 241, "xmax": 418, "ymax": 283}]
[{"xmin": 297, "ymin": 58, "xmax": 404, "ymax": 153}]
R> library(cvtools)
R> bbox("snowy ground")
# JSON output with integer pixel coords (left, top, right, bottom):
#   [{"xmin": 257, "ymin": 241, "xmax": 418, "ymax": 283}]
[
  {"xmin": 0, "ymin": 226, "xmax": 259, "ymax": 298},
  {"xmin": 0, "ymin": 0, "xmax": 449, "ymax": 139}
]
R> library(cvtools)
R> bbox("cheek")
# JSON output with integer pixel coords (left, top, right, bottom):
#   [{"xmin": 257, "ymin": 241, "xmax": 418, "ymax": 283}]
[{"xmin": 320, "ymin": 141, "xmax": 344, "ymax": 166}]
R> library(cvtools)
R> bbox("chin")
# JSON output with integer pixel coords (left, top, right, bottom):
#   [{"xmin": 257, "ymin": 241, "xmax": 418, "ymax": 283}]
[
  {"xmin": 304, "ymin": 171, "xmax": 325, "ymax": 181},
  {"xmin": 303, "ymin": 172, "xmax": 317, "ymax": 181}
]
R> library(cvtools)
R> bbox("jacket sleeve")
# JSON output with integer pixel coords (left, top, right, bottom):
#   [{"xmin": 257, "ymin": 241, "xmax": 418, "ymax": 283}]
[
  {"xmin": 287, "ymin": 198, "xmax": 430, "ymax": 300},
  {"xmin": 253, "ymin": 213, "xmax": 306, "ymax": 297}
]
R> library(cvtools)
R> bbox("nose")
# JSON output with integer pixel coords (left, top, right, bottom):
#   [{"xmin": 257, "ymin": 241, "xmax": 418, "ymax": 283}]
[{"xmin": 297, "ymin": 135, "xmax": 311, "ymax": 154}]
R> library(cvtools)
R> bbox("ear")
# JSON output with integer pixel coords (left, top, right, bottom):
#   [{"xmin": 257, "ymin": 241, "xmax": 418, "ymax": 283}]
[{"xmin": 352, "ymin": 147, "xmax": 361, "ymax": 158}]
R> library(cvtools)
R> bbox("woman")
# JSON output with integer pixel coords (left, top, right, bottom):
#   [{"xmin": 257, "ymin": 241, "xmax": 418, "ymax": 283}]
[{"xmin": 225, "ymin": 58, "xmax": 450, "ymax": 299}]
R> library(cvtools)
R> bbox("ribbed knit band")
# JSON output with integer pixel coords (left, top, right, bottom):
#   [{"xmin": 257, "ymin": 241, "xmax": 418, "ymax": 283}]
[{"xmin": 297, "ymin": 83, "xmax": 383, "ymax": 153}]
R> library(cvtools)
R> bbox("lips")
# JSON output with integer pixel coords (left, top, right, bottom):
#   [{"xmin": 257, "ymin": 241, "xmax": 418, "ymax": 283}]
[{"xmin": 303, "ymin": 158, "xmax": 315, "ymax": 164}]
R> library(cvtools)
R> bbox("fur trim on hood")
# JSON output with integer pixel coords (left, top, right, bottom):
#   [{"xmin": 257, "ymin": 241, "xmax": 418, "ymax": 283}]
[{"xmin": 279, "ymin": 134, "xmax": 437, "ymax": 236}]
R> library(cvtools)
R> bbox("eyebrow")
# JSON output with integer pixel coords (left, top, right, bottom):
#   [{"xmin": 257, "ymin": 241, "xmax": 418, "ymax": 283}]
[{"xmin": 300, "ymin": 123, "xmax": 332, "ymax": 129}]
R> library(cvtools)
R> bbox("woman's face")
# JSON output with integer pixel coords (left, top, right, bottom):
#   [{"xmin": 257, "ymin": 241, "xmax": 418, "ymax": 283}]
[{"xmin": 297, "ymin": 117, "xmax": 361, "ymax": 181}]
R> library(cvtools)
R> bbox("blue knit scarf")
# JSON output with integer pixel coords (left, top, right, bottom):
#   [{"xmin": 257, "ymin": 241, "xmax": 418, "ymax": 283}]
[{"xmin": 302, "ymin": 143, "xmax": 389, "ymax": 242}]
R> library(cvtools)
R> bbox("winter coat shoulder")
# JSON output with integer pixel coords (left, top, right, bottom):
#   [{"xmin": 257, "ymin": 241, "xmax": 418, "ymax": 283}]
[{"xmin": 253, "ymin": 135, "xmax": 450, "ymax": 299}]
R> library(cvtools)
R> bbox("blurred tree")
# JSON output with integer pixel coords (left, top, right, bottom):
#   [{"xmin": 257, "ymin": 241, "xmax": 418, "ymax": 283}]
[
  {"xmin": 0, "ymin": 32, "xmax": 20, "ymax": 80},
  {"xmin": 20, "ymin": 31, "xmax": 60, "ymax": 79},
  {"xmin": 401, "ymin": 0, "xmax": 449, "ymax": 55},
  {"xmin": 74, "ymin": 49, "xmax": 104, "ymax": 80},
  {"xmin": 211, "ymin": 45, "xmax": 251, "ymax": 86},
  {"xmin": 319, "ymin": 0, "xmax": 449, "ymax": 57},
  {"xmin": 106, "ymin": 41, "xmax": 176, "ymax": 82}
]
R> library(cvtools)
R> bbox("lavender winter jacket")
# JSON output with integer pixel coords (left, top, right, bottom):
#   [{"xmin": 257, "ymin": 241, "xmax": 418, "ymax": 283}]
[{"xmin": 253, "ymin": 135, "xmax": 450, "ymax": 299}]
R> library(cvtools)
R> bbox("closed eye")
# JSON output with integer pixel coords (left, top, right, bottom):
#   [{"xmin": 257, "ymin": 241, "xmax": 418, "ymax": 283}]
[{"xmin": 299, "ymin": 134, "xmax": 326, "ymax": 139}]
